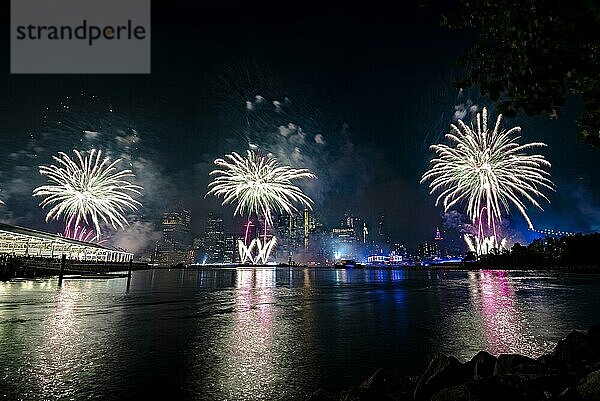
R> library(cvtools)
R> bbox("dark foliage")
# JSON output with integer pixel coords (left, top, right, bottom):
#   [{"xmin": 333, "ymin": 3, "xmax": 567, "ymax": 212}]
[
  {"xmin": 478, "ymin": 233, "xmax": 600, "ymax": 267},
  {"xmin": 445, "ymin": 0, "xmax": 600, "ymax": 146}
]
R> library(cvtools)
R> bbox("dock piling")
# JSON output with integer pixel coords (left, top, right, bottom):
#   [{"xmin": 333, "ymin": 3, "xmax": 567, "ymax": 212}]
[
  {"xmin": 127, "ymin": 259, "xmax": 133, "ymax": 290},
  {"xmin": 58, "ymin": 254, "xmax": 66, "ymax": 286}
]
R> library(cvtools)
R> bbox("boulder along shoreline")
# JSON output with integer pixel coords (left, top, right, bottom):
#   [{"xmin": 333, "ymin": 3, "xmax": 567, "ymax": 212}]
[{"xmin": 307, "ymin": 325, "xmax": 600, "ymax": 401}]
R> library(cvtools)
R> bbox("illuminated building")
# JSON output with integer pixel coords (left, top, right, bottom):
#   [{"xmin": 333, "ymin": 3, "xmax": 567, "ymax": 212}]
[
  {"xmin": 360, "ymin": 222, "xmax": 369, "ymax": 244},
  {"xmin": 303, "ymin": 208, "xmax": 313, "ymax": 249},
  {"xmin": 418, "ymin": 241, "xmax": 439, "ymax": 259},
  {"xmin": 289, "ymin": 214, "xmax": 301, "ymax": 250},
  {"xmin": 155, "ymin": 208, "xmax": 192, "ymax": 265},
  {"xmin": 329, "ymin": 213, "xmax": 374, "ymax": 261},
  {"xmin": 0, "ymin": 222, "xmax": 133, "ymax": 262},
  {"xmin": 378, "ymin": 215, "xmax": 390, "ymax": 246},
  {"xmin": 223, "ymin": 233, "xmax": 238, "ymax": 263},
  {"xmin": 348, "ymin": 215, "xmax": 368, "ymax": 244},
  {"xmin": 332, "ymin": 227, "xmax": 355, "ymax": 243},
  {"xmin": 276, "ymin": 214, "xmax": 292, "ymax": 259},
  {"xmin": 435, "ymin": 227, "xmax": 443, "ymax": 241},
  {"xmin": 204, "ymin": 212, "xmax": 225, "ymax": 263},
  {"xmin": 276, "ymin": 213, "xmax": 303, "ymax": 258},
  {"xmin": 276, "ymin": 210, "xmax": 320, "ymax": 262},
  {"xmin": 332, "ymin": 226, "xmax": 356, "ymax": 259},
  {"xmin": 368, "ymin": 255, "xmax": 389, "ymax": 264},
  {"xmin": 392, "ymin": 243, "xmax": 407, "ymax": 256}
]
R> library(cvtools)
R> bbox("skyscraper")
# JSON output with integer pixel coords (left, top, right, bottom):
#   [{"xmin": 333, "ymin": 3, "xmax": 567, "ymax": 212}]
[
  {"xmin": 223, "ymin": 233, "xmax": 238, "ymax": 263},
  {"xmin": 204, "ymin": 212, "xmax": 225, "ymax": 263},
  {"xmin": 155, "ymin": 208, "xmax": 192, "ymax": 265},
  {"xmin": 435, "ymin": 227, "xmax": 444, "ymax": 241},
  {"xmin": 276, "ymin": 213, "xmax": 292, "ymax": 259},
  {"xmin": 419, "ymin": 228, "xmax": 442, "ymax": 260},
  {"xmin": 332, "ymin": 221, "xmax": 356, "ymax": 259},
  {"xmin": 351, "ymin": 217, "xmax": 368, "ymax": 244},
  {"xmin": 378, "ymin": 215, "xmax": 390, "ymax": 246},
  {"xmin": 304, "ymin": 208, "xmax": 311, "ymax": 249}
]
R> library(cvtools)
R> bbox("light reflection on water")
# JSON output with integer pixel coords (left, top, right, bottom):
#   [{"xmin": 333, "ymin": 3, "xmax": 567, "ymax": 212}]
[
  {"xmin": 470, "ymin": 271, "xmax": 531, "ymax": 355},
  {"xmin": 220, "ymin": 268, "xmax": 277, "ymax": 398},
  {"xmin": 472, "ymin": 270, "xmax": 558, "ymax": 356},
  {"xmin": 1, "ymin": 268, "xmax": 600, "ymax": 401}
]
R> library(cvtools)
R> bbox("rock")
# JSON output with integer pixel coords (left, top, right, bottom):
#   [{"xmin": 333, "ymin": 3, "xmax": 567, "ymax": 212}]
[
  {"xmin": 340, "ymin": 386, "xmax": 400, "ymax": 401},
  {"xmin": 359, "ymin": 368, "xmax": 400, "ymax": 391},
  {"xmin": 590, "ymin": 362, "xmax": 600, "ymax": 372},
  {"xmin": 431, "ymin": 376, "xmax": 526, "ymax": 401},
  {"xmin": 414, "ymin": 353, "xmax": 469, "ymax": 400},
  {"xmin": 306, "ymin": 388, "xmax": 338, "ymax": 401},
  {"xmin": 359, "ymin": 368, "xmax": 414, "ymax": 400},
  {"xmin": 430, "ymin": 384, "xmax": 468, "ymax": 401},
  {"xmin": 339, "ymin": 387, "xmax": 361, "ymax": 401},
  {"xmin": 470, "ymin": 351, "xmax": 497, "ymax": 379},
  {"xmin": 519, "ymin": 373, "xmax": 577, "ymax": 398},
  {"xmin": 537, "ymin": 353, "xmax": 556, "ymax": 365},
  {"xmin": 575, "ymin": 370, "xmax": 600, "ymax": 401},
  {"xmin": 554, "ymin": 330, "xmax": 600, "ymax": 371},
  {"xmin": 537, "ymin": 352, "xmax": 571, "ymax": 375},
  {"xmin": 587, "ymin": 324, "xmax": 600, "ymax": 338},
  {"xmin": 494, "ymin": 354, "xmax": 539, "ymax": 375},
  {"xmin": 558, "ymin": 386, "xmax": 580, "ymax": 400}
]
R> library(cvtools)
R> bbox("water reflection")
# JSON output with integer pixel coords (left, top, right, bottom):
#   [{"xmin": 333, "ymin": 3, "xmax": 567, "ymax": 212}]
[
  {"xmin": 2, "ymin": 269, "xmax": 599, "ymax": 401},
  {"xmin": 467, "ymin": 270, "xmax": 539, "ymax": 356},
  {"xmin": 187, "ymin": 268, "xmax": 318, "ymax": 400},
  {"xmin": 226, "ymin": 269, "xmax": 276, "ymax": 396},
  {"xmin": 333, "ymin": 268, "xmax": 406, "ymax": 285},
  {"xmin": 34, "ymin": 285, "xmax": 83, "ymax": 399},
  {"xmin": 0, "ymin": 279, "xmax": 127, "ymax": 400}
]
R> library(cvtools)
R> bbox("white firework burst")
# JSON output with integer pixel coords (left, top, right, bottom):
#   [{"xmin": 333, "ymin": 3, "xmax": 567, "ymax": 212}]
[
  {"xmin": 421, "ymin": 107, "xmax": 554, "ymax": 231},
  {"xmin": 207, "ymin": 149, "xmax": 316, "ymax": 225},
  {"xmin": 33, "ymin": 149, "xmax": 143, "ymax": 239}
]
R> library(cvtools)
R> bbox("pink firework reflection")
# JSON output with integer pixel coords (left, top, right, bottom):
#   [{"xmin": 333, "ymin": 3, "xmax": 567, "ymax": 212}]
[{"xmin": 468, "ymin": 270, "xmax": 534, "ymax": 355}]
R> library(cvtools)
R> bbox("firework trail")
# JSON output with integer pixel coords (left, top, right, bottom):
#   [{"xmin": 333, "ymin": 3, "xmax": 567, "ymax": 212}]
[
  {"xmin": 421, "ymin": 107, "xmax": 554, "ymax": 253},
  {"xmin": 207, "ymin": 149, "xmax": 315, "ymax": 263},
  {"xmin": 208, "ymin": 149, "xmax": 316, "ymax": 225},
  {"xmin": 33, "ymin": 149, "xmax": 143, "ymax": 240}
]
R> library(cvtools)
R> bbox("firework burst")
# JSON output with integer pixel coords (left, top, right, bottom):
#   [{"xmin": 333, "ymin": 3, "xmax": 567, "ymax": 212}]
[
  {"xmin": 207, "ymin": 149, "xmax": 316, "ymax": 225},
  {"xmin": 208, "ymin": 149, "xmax": 315, "ymax": 264},
  {"xmin": 33, "ymin": 149, "xmax": 143, "ymax": 240},
  {"xmin": 421, "ymin": 107, "xmax": 554, "ymax": 251}
]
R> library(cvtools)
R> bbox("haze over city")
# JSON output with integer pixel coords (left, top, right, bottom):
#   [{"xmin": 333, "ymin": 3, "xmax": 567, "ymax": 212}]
[
  {"xmin": 1, "ymin": 1, "xmax": 598, "ymax": 260},
  {"xmin": 2, "ymin": 1, "xmax": 600, "ymax": 401}
]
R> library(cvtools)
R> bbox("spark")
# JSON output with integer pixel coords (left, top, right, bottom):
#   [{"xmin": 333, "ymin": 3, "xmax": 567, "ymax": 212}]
[
  {"xmin": 207, "ymin": 149, "xmax": 316, "ymax": 225},
  {"xmin": 33, "ymin": 149, "xmax": 143, "ymax": 239},
  {"xmin": 421, "ymin": 107, "xmax": 554, "ymax": 253},
  {"xmin": 208, "ymin": 149, "xmax": 315, "ymax": 264}
]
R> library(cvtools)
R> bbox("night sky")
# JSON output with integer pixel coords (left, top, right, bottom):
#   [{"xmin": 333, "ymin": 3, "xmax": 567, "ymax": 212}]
[{"xmin": 0, "ymin": 0, "xmax": 598, "ymax": 252}]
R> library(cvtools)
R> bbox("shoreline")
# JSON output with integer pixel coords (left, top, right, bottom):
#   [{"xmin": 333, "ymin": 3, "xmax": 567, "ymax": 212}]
[
  {"xmin": 6, "ymin": 263, "xmax": 600, "ymax": 281},
  {"xmin": 163, "ymin": 264, "xmax": 600, "ymax": 273},
  {"xmin": 307, "ymin": 325, "xmax": 600, "ymax": 401}
]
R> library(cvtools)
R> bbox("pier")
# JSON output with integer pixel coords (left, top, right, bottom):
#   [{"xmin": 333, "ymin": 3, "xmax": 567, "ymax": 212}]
[{"xmin": 0, "ymin": 255, "xmax": 148, "ymax": 281}]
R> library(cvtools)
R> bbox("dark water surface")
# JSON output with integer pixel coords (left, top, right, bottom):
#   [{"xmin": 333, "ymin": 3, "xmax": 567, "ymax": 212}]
[{"xmin": 1, "ymin": 268, "xmax": 600, "ymax": 400}]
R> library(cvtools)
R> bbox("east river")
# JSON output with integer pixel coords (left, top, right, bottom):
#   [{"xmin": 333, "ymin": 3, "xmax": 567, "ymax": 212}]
[{"xmin": 1, "ymin": 268, "xmax": 600, "ymax": 400}]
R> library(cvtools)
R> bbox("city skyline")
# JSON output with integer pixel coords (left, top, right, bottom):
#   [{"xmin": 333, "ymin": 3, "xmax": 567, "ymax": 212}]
[
  {"xmin": 152, "ymin": 206, "xmax": 469, "ymax": 265},
  {"xmin": 1, "ymin": 2, "xmax": 599, "ymax": 401},
  {"xmin": 0, "ymin": 1, "xmax": 598, "ymax": 254}
]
